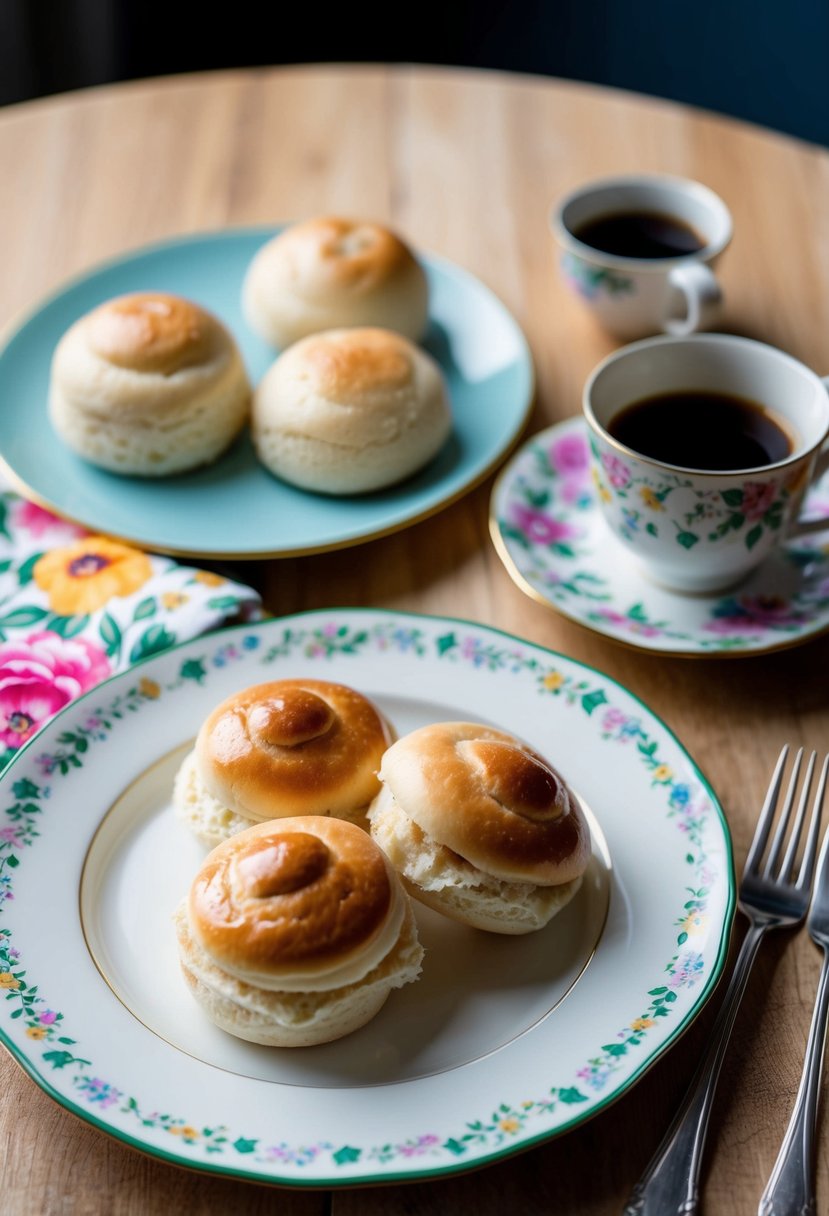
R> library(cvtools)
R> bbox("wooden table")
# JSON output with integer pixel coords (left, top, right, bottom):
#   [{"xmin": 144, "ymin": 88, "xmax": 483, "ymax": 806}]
[{"xmin": 2, "ymin": 63, "xmax": 829, "ymax": 1215}]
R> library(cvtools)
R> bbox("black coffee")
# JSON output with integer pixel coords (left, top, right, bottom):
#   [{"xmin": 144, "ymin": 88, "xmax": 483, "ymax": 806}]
[
  {"xmin": 607, "ymin": 391, "xmax": 793, "ymax": 471},
  {"xmin": 573, "ymin": 210, "xmax": 705, "ymax": 259}
]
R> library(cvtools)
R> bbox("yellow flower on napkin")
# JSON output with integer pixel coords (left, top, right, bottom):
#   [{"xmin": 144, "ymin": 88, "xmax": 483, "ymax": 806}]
[
  {"xmin": 192, "ymin": 570, "xmax": 225, "ymax": 587},
  {"xmin": 34, "ymin": 537, "xmax": 153, "ymax": 616}
]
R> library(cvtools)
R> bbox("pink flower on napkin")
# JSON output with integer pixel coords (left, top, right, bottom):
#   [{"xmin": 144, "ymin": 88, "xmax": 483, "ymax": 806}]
[
  {"xmin": 0, "ymin": 630, "xmax": 111, "ymax": 750},
  {"xmin": 11, "ymin": 500, "xmax": 86, "ymax": 541}
]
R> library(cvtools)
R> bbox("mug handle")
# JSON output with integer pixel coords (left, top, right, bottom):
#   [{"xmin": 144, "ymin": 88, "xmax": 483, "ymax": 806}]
[
  {"xmin": 664, "ymin": 261, "xmax": 723, "ymax": 336},
  {"xmin": 788, "ymin": 375, "xmax": 829, "ymax": 538}
]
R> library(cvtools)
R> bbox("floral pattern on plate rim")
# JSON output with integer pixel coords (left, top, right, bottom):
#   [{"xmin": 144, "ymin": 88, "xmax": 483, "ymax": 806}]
[
  {"xmin": 0, "ymin": 617, "xmax": 726, "ymax": 1176},
  {"xmin": 495, "ymin": 420, "xmax": 829, "ymax": 652}
]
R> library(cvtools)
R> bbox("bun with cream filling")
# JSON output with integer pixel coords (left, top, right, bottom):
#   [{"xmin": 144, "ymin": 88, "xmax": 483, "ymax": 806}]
[
  {"xmin": 175, "ymin": 815, "xmax": 423, "ymax": 1046},
  {"xmin": 173, "ymin": 678, "xmax": 395, "ymax": 846},
  {"xmin": 368, "ymin": 721, "xmax": 591, "ymax": 934}
]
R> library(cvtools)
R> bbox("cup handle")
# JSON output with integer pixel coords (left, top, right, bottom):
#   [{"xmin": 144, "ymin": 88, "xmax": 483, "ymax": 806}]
[
  {"xmin": 664, "ymin": 261, "xmax": 723, "ymax": 336},
  {"xmin": 788, "ymin": 375, "xmax": 829, "ymax": 538}
]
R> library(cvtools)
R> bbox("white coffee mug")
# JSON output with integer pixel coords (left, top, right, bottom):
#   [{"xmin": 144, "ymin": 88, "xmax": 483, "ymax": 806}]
[
  {"xmin": 584, "ymin": 334, "xmax": 829, "ymax": 594},
  {"xmin": 552, "ymin": 174, "xmax": 733, "ymax": 340}
]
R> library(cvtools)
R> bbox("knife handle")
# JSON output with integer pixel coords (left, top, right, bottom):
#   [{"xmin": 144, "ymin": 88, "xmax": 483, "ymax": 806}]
[
  {"xmin": 623, "ymin": 922, "xmax": 766, "ymax": 1216},
  {"xmin": 757, "ymin": 945, "xmax": 829, "ymax": 1216}
]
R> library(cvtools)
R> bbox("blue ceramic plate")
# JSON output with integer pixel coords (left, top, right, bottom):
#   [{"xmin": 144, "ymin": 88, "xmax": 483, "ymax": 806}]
[{"xmin": 0, "ymin": 229, "xmax": 534, "ymax": 558}]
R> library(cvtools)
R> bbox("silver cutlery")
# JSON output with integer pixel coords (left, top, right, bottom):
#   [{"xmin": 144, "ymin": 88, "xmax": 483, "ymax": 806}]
[
  {"xmin": 758, "ymin": 792, "xmax": 829, "ymax": 1216},
  {"xmin": 624, "ymin": 746, "xmax": 828, "ymax": 1216}
]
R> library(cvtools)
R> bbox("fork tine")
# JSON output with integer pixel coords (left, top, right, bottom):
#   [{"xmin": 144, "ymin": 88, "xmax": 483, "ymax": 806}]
[
  {"xmin": 744, "ymin": 744, "xmax": 790, "ymax": 874},
  {"xmin": 761, "ymin": 747, "xmax": 804, "ymax": 878},
  {"xmin": 772, "ymin": 750, "xmax": 816, "ymax": 879},
  {"xmin": 795, "ymin": 753, "xmax": 829, "ymax": 889}
]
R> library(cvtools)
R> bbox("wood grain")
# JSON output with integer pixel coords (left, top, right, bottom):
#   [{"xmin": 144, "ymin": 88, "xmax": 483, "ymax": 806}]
[{"xmin": 1, "ymin": 64, "xmax": 828, "ymax": 1214}]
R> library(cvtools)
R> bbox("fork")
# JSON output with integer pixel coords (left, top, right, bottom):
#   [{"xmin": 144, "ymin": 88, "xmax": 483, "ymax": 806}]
[
  {"xmin": 623, "ymin": 746, "xmax": 828, "ymax": 1216},
  {"xmin": 758, "ymin": 787, "xmax": 829, "ymax": 1216}
]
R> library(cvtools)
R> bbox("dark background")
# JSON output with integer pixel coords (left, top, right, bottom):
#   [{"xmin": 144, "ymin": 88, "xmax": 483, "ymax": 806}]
[{"xmin": 1, "ymin": 0, "xmax": 827, "ymax": 147}]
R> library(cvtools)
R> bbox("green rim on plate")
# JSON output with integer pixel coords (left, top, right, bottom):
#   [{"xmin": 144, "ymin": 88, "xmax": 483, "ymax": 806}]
[{"xmin": 0, "ymin": 609, "xmax": 735, "ymax": 1185}]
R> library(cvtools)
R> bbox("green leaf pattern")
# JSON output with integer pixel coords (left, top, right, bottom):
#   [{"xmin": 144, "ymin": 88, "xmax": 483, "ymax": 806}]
[
  {"xmin": 0, "ymin": 618, "xmax": 722, "ymax": 1173},
  {"xmin": 592, "ymin": 436, "xmax": 791, "ymax": 555},
  {"xmin": 495, "ymin": 424, "xmax": 829, "ymax": 650},
  {"xmin": 0, "ymin": 491, "xmax": 261, "ymax": 768}
]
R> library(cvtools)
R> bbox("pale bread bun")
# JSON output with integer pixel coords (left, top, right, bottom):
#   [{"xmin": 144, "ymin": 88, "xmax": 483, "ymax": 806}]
[
  {"xmin": 173, "ymin": 678, "xmax": 395, "ymax": 846},
  {"xmin": 242, "ymin": 217, "xmax": 429, "ymax": 348},
  {"xmin": 49, "ymin": 292, "xmax": 250, "ymax": 476},
  {"xmin": 368, "ymin": 721, "xmax": 591, "ymax": 934},
  {"xmin": 251, "ymin": 327, "xmax": 451, "ymax": 494},
  {"xmin": 176, "ymin": 816, "xmax": 424, "ymax": 1046}
]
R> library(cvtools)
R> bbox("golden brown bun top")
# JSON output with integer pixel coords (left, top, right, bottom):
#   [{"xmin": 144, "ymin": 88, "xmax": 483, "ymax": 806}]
[
  {"xmin": 291, "ymin": 328, "xmax": 416, "ymax": 406},
  {"xmin": 272, "ymin": 217, "xmax": 421, "ymax": 299},
  {"xmin": 188, "ymin": 816, "xmax": 406, "ymax": 990},
  {"xmin": 196, "ymin": 678, "xmax": 395, "ymax": 821},
  {"xmin": 379, "ymin": 722, "xmax": 591, "ymax": 885},
  {"xmin": 85, "ymin": 293, "xmax": 226, "ymax": 374}
]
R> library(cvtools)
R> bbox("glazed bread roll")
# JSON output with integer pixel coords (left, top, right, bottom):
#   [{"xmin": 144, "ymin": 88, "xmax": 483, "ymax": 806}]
[
  {"xmin": 174, "ymin": 678, "xmax": 395, "ymax": 846},
  {"xmin": 368, "ymin": 721, "xmax": 591, "ymax": 934},
  {"xmin": 175, "ymin": 816, "xmax": 424, "ymax": 1046},
  {"xmin": 251, "ymin": 327, "xmax": 451, "ymax": 494},
  {"xmin": 49, "ymin": 292, "xmax": 250, "ymax": 476},
  {"xmin": 242, "ymin": 216, "xmax": 429, "ymax": 348}
]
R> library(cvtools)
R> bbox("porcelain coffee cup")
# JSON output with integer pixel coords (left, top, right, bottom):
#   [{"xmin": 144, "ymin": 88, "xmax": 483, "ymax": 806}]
[
  {"xmin": 584, "ymin": 334, "xmax": 829, "ymax": 594},
  {"xmin": 552, "ymin": 174, "xmax": 732, "ymax": 340}
]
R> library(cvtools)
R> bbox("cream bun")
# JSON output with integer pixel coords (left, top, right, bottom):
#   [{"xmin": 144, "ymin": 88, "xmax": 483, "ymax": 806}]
[
  {"xmin": 251, "ymin": 326, "xmax": 451, "ymax": 494},
  {"xmin": 175, "ymin": 816, "xmax": 424, "ymax": 1046},
  {"xmin": 173, "ymin": 678, "xmax": 395, "ymax": 846},
  {"xmin": 49, "ymin": 292, "xmax": 250, "ymax": 476},
  {"xmin": 368, "ymin": 721, "xmax": 591, "ymax": 934},
  {"xmin": 242, "ymin": 216, "xmax": 429, "ymax": 348}
]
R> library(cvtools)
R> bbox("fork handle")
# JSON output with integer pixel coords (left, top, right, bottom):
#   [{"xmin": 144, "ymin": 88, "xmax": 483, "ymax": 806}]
[
  {"xmin": 623, "ymin": 921, "xmax": 766, "ymax": 1216},
  {"xmin": 757, "ymin": 944, "xmax": 829, "ymax": 1216}
]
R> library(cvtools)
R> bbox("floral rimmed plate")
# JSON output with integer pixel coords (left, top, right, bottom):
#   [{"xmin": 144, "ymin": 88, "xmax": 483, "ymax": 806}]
[
  {"xmin": 0, "ymin": 609, "xmax": 733, "ymax": 1186},
  {"xmin": 0, "ymin": 228, "xmax": 533, "ymax": 559},
  {"xmin": 491, "ymin": 417, "xmax": 829, "ymax": 657}
]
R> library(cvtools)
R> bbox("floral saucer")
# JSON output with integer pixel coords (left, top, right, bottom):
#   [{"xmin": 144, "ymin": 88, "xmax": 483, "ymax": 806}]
[{"xmin": 490, "ymin": 418, "xmax": 829, "ymax": 656}]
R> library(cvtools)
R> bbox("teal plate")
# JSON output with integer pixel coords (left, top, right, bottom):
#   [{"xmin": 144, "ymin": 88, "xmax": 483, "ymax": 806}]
[{"xmin": 0, "ymin": 229, "xmax": 534, "ymax": 558}]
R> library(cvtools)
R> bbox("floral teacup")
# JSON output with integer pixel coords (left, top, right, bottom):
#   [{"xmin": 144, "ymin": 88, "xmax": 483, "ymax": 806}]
[
  {"xmin": 584, "ymin": 334, "xmax": 829, "ymax": 594},
  {"xmin": 551, "ymin": 175, "xmax": 732, "ymax": 340}
]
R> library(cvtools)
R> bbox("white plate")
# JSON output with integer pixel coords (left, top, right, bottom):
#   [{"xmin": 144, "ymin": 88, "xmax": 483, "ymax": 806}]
[
  {"xmin": 0, "ymin": 229, "xmax": 534, "ymax": 559},
  {"xmin": 0, "ymin": 610, "xmax": 734, "ymax": 1184},
  {"xmin": 491, "ymin": 417, "xmax": 829, "ymax": 657}
]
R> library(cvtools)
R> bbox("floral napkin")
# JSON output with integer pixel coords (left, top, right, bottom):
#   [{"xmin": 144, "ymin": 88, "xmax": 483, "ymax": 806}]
[{"xmin": 0, "ymin": 492, "xmax": 262, "ymax": 772}]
